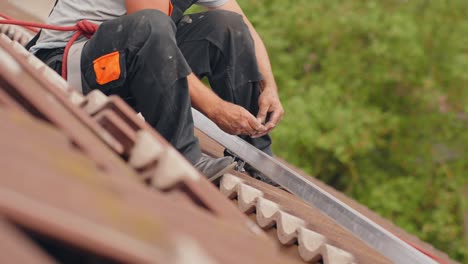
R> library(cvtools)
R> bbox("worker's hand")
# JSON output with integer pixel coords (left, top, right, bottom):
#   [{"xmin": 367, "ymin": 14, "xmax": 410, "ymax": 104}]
[
  {"xmin": 254, "ymin": 86, "xmax": 284, "ymax": 138},
  {"xmin": 210, "ymin": 101, "xmax": 267, "ymax": 136}
]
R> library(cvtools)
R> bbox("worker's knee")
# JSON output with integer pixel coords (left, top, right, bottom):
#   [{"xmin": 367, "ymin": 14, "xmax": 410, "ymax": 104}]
[
  {"xmin": 198, "ymin": 10, "xmax": 254, "ymax": 53},
  {"xmin": 129, "ymin": 9, "xmax": 176, "ymax": 41},
  {"xmin": 204, "ymin": 10, "xmax": 248, "ymax": 36}
]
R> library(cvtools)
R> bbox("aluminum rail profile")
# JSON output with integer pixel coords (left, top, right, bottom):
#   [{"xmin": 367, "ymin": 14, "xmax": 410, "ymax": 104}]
[{"xmin": 192, "ymin": 108, "xmax": 437, "ymax": 264}]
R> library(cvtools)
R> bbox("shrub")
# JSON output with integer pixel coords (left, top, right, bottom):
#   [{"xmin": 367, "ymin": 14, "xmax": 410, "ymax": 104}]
[{"xmin": 238, "ymin": 0, "xmax": 468, "ymax": 262}]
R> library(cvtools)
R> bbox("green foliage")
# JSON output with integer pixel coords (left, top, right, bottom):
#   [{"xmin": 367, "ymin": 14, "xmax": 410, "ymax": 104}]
[{"xmin": 237, "ymin": 0, "xmax": 468, "ymax": 262}]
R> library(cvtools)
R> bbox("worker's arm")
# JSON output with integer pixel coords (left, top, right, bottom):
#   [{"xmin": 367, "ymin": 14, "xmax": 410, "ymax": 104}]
[
  {"xmin": 208, "ymin": 0, "xmax": 284, "ymax": 136},
  {"xmin": 125, "ymin": 0, "xmax": 171, "ymax": 15}
]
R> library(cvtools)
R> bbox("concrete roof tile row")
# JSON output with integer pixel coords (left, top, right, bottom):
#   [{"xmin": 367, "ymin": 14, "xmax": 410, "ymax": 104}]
[
  {"xmin": 221, "ymin": 174, "xmax": 357, "ymax": 264},
  {"xmin": 0, "ymin": 21, "xmax": 33, "ymax": 47}
]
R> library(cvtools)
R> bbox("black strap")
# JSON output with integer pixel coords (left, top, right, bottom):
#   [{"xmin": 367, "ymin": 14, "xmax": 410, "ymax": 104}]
[
  {"xmin": 25, "ymin": 0, "xmax": 59, "ymax": 50},
  {"xmin": 171, "ymin": 0, "xmax": 199, "ymax": 23},
  {"xmin": 25, "ymin": 33, "xmax": 40, "ymax": 50}
]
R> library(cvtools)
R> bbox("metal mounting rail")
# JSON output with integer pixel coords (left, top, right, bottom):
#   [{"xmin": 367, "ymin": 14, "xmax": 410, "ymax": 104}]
[{"xmin": 192, "ymin": 108, "xmax": 437, "ymax": 264}]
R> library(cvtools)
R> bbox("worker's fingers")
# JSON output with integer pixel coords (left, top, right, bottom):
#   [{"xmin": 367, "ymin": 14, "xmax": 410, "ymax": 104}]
[
  {"xmin": 256, "ymin": 102, "xmax": 269, "ymax": 125},
  {"xmin": 250, "ymin": 130, "xmax": 268, "ymax": 139},
  {"xmin": 250, "ymin": 115, "xmax": 274, "ymax": 138},
  {"xmin": 250, "ymin": 125, "xmax": 272, "ymax": 139},
  {"xmin": 265, "ymin": 108, "xmax": 283, "ymax": 130},
  {"xmin": 246, "ymin": 111, "xmax": 266, "ymax": 134}
]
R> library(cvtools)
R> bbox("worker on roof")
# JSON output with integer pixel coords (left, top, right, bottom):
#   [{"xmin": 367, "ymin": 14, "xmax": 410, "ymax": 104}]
[{"xmin": 29, "ymin": 0, "xmax": 284, "ymax": 185}]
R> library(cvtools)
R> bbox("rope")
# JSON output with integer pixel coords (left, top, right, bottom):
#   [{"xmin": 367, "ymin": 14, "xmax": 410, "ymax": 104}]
[
  {"xmin": 0, "ymin": 14, "xmax": 39, "ymax": 33},
  {"xmin": 0, "ymin": 14, "xmax": 98, "ymax": 80}
]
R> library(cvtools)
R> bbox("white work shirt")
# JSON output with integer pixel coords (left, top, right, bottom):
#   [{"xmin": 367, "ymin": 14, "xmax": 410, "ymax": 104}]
[{"xmin": 31, "ymin": 0, "xmax": 229, "ymax": 52}]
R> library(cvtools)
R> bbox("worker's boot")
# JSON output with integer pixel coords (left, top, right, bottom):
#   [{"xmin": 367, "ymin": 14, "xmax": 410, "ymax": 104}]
[
  {"xmin": 245, "ymin": 165, "xmax": 281, "ymax": 188},
  {"xmin": 223, "ymin": 149, "xmax": 280, "ymax": 188},
  {"xmin": 194, "ymin": 153, "xmax": 236, "ymax": 180}
]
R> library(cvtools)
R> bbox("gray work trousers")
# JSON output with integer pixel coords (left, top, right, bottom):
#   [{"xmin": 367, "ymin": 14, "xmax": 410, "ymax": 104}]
[{"xmin": 37, "ymin": 9, "xmax": 273, "ymax": 164}]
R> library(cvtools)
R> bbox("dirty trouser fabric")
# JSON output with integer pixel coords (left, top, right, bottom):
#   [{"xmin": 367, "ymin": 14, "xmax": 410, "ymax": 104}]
[
  {"xmin": 36, "ymin": 8, "xmax": 273, "ymax": 164},
  {"xmin": 81, "ymin": 9, "xmax": 274, "ymax": 157},
  {"xmin": 176, "ymin": 10, "xmax": 273, "ymax": 156},
  {"xmin": 79, "ymin": 10, "xmax": 201, "ymax": 164}
]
